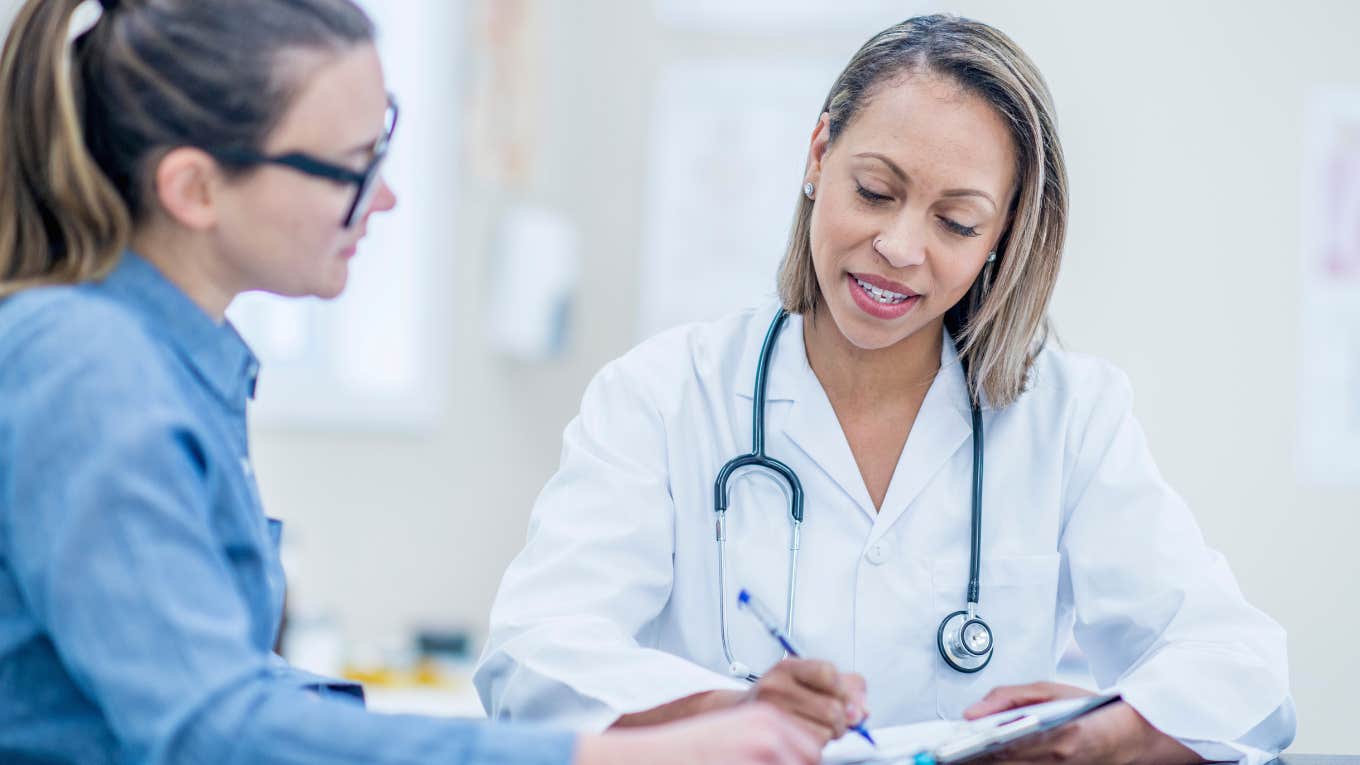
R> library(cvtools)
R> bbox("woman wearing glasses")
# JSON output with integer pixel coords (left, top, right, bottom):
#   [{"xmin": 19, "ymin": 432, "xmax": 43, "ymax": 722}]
[{"xmin": 0, "ymin": 2, "xmax": 819, "ymax": 764}]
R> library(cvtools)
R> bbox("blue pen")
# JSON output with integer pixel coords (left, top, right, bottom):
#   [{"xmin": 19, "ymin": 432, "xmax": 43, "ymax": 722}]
[{"xmin": 737, "ymin": 589, "xmax": 877, "ymax": 748}]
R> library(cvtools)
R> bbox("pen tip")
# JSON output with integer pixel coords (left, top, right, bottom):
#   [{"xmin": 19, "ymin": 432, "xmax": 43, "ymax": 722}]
[
  {"xmin": 737, "ymin": 589, "xmax": 750, "ymax": 604},
  {"xmin": 853, "ymin": 725, "xmax": 876, "ymax": 747}
]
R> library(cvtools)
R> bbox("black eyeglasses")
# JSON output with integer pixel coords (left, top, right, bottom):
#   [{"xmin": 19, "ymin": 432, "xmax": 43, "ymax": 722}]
[{"xmin": 211, "ymin": 96, "xmax": 399, "ymax": 228}]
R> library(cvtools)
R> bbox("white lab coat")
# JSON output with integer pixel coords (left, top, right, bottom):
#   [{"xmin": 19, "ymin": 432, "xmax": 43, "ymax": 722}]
[{"xmin": 476, "ymin": 303, "xmax": 1294, "ymax": 763}]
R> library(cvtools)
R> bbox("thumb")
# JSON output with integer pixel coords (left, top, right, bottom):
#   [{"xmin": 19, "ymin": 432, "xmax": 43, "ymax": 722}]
[{"xmin": 962, "ymin": 683, "xmax": 1057, "ymax": 720}]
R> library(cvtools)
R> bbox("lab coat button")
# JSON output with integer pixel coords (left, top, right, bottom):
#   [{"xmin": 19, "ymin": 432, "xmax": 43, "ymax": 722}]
[{"xmin": 866, "ymin": 542, "xmax": 891, "ymax": 565}]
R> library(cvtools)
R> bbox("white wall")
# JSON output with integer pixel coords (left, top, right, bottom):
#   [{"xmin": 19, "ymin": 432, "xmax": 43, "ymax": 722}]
[
  {"xmin": 976, "ymin": 2, "xmax": 1360, "ymax": 753},
  {"xmin": 4, "ymin": 0, "xmax": 1355, "ymax": 754}
]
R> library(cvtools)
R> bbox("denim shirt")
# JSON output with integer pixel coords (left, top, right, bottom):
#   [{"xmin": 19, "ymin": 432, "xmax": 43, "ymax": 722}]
[{"xmin": 0, "ymin": 253, "xmax": 575, "ymax": 765}]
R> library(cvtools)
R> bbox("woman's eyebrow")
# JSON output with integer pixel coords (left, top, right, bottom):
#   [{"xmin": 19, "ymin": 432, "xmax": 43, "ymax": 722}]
[
  {"xmin": 940, "ymin": 188, "xmax": 997, "ymax": 211},
  {"xmin": 855, "ymin": 151, "xmax": 908, "ymax": 182}
]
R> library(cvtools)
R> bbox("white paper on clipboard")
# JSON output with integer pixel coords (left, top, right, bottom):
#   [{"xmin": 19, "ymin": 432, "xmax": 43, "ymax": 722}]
[{"xmin": 823, "ymin": 692, "xmax": 1121, "ymax": 764}]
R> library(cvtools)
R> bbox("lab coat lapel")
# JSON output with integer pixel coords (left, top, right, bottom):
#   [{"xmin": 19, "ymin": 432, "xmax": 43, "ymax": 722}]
[
  {"xmin": 735, "ymin": 309, "xmax": 975, "ymax": 526},
  {"xmin": 735, "ymin": 307, "xmax": 878, "ymax": 519},
  {"xmin": 871, "ymin": 331, "xmax": 973, "ymax": 540},
  {"xmin": 780, "ymin": 362, "xmax": 879, "ymax": 521}
]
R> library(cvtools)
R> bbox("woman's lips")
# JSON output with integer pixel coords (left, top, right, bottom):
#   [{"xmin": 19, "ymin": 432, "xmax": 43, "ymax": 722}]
[
  {"xmin": 846, "ymin": 272, "xmax": 921, "ymax": 320},
  {"xmin": 850, "ymin": 271, "xmax": 918, "ymax": 296}
]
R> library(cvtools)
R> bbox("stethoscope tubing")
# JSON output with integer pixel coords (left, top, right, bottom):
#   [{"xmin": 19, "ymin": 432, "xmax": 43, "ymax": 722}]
[{"xmin": 714, "ymin": 308, "xmax": 990, "ymax": 679}]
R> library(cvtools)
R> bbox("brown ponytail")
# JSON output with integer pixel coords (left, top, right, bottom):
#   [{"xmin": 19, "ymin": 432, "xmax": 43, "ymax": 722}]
[
  {"xmin": 0, "ymin": 0, "xmax": 374, "ymax": 299},
  {"xmin": 0, "ymin": 0, "xmax": 130, "ymax": 298}
]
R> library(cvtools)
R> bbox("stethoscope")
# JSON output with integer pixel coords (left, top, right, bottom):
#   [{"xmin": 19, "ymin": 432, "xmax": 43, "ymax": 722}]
[{"xmin": 713, "ymin": 308, "xmax": 994, "ymax": 682}]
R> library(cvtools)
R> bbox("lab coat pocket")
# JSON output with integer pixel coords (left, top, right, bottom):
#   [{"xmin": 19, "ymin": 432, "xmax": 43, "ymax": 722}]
[{"xmin": 930, "ymin": 553, "xmax": 1062, "ymax": 720}]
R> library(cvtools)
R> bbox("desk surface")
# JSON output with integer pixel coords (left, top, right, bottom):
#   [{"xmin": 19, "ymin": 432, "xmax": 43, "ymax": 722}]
[{"xmin": 1271, "ymin": 757, "xmax": 1360, "ymax": 764}]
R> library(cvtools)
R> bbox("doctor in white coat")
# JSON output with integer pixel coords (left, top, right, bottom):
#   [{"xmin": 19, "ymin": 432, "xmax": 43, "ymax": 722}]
[{"xmin": 476, "ymin": 15, "xmax": 1294, "ymax": 765}]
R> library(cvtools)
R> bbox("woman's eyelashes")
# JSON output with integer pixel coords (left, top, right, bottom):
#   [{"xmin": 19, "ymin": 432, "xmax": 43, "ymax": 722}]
[
  {"xmin": 854, "ymin": 181, "xmax": 892, "ymax": 205},
  {"xmin": 938, "ymin": 216, "xmax": 981, "ymax": 237},
  {"xmin": 853, "ymin": 181, "xmax": 982, "ymax": 238}
]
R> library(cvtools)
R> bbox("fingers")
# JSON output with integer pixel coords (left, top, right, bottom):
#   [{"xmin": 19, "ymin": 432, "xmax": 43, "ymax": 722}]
[
  {"xmin": 962, "ymin": 682, "xmax": 1058, "ymax": 719},
  {"xmin": 751, "ymin": 659, "xmax": 854, "ymax": 742},
  {"xmin": 839, "ymin": 672, "xmax": 869, "ymax": 725},
  {"xmin": 778, "ymin": 712, "xmax": 827, "ymax": 764},
  {"xmin": 996, "ymin": 701, "xmax": 1166, "ymax": 765},
  {"xmin": 783, "ymin": 657, "xmax": 842, "ymax": 694},
  {"xmin": 745, "ymin": 703, "xmax": 825, "ymax": 765},
  {"xmin": 962, "ymin": 681, "xmax": 1089, "ymax": 720},
  {"xmin": 986, "ymin": 723, "xmax": 1081, "ymax": 764}
]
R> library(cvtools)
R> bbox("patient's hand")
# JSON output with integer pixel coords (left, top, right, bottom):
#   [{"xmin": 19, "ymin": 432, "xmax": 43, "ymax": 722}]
[
  {"xmin": 962, "ymin": 682, "xmax": 1206, "ymax": 765},
  {"xmin": 578, "ymin": 703, "xmax": 821, "ymax": 765}
]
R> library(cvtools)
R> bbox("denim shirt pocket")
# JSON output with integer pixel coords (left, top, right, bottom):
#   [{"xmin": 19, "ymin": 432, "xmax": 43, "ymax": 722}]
[
  {"xmin": 265, "ymin": 517, "xmax": 287, "ymax": 628},
  {"xmin": 218, "ymin": 457, "xmax": 288, "ymax": 649},
  {"xmin": 266, "ymin": 517, "xmax": 284, "ymax": 549}
]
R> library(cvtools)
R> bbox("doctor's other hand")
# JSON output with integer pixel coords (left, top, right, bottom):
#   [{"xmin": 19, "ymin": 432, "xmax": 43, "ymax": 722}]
[
  {"xmin": 575, "ymin": 703, "xmax": 822, "ymax": 765},
  {"xmin": 962, "ymin": 682, "xmax": 1205, "ymax": 765},
  {"xmin": 743, "ymin": 658, "xmax": 869, "ymax": 745}
]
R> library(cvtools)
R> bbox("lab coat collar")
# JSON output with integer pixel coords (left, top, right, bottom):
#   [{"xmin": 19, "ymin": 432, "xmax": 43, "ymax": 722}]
[
  {"xmin": 732, "ymin": 303, "xmax": 806, "ymax": 403},
  {"xmin": 734, "ymin": 302, "xmax": 978, "ymax": 530},
  {"xmin": 732, "ymin": 301, "xmax": 979, "ymax": 416}
]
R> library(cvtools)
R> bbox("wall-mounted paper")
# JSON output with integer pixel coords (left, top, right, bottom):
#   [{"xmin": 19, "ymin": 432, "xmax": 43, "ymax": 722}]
[
  {"xmin": 1297, "ymin": 88, "xmax": 1360, "ymax": 486},
  {"xmin": 637, "ymin": 59, "xmax": 843, "ymax": 339},
  {"xmin": 487, "ymin": 204, "xmax": 579, "ymax": 361}
]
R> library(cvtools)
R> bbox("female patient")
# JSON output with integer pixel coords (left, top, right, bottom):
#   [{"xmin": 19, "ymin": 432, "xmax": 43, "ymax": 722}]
[
  {"xmin": 477, "ymin": 14, "xmax": 1295, "ymax": 765},
  {"xmin": 0, "ymin": 1, "xmax": 817, "ymax": 763}
]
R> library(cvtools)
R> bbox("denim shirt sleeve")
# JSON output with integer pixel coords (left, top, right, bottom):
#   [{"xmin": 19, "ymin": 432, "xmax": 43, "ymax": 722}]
[
  {"xmin": 2, "ymin": 302, "xmax": 576, "ymax": 765},
  {"xmin": 266, "ymin": 653, "xmax": 366, "ymax": 704}
]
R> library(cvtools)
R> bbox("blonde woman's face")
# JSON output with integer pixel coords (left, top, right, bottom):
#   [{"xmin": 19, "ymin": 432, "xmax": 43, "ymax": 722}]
[
  {"xmin": 804, "ymin": 73, "xmax": 1016, "ymax": 351},
  {"xmin": 213, "ymin": 43, "xmax": 397, "ymax": 301}
]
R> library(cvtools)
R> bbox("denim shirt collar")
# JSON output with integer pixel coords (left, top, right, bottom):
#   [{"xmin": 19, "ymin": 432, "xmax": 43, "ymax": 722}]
[{"xmin": 99, "ymin": 251, "xmax": 260, "ymax": 407}]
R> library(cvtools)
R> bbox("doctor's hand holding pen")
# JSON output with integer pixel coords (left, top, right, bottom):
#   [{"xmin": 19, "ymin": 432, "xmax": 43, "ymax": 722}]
[
  {"xmin": 744, "ymin": 657, "xmax": 872, "ymax": 744},
  {"xmin": 613, "ymin": 657, "xmax": 869, "ymax": 747}
]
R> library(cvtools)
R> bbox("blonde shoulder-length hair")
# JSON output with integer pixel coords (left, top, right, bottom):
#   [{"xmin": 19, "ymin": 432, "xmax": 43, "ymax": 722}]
[{"xmin": 777, "ymin": 14, "xmax": 1068, "ymax": 409}]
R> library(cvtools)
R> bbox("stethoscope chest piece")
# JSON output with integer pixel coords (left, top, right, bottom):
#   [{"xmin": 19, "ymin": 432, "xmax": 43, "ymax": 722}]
[{"xmin": 937, "ymin": 608, "xmax": 994, "ymax": 673}]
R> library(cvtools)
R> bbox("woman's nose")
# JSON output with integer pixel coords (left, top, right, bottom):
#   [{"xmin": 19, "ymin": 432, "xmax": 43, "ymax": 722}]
[
  {"xmin": 873, "ymin": 221, "xmax": 926, "ymax": 268},
  {"xmin": 370, "ymin": 178, "xmax": 398, "ymax": 214}
]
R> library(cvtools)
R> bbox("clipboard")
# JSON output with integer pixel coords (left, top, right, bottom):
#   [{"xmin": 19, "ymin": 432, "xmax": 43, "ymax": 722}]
[
  {"xmin": 821, "ymin": 691, "xmax": 1122, "ymax": 765},
  {"xmin": 926, "ymin": 692, "xmax": 1122, "ymax": 763}
]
